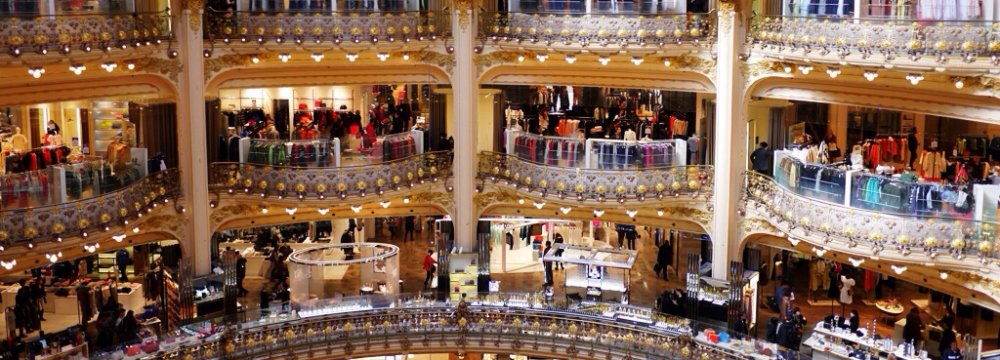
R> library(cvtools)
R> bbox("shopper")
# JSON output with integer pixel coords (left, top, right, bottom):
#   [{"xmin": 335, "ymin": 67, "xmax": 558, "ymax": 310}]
[
  {"xmin": 404, "ymin": 216, "xmax": 416, "ymax": 242},
  {"xmin": 749, "ymin": 142, "xmax": 772, "ymax": 174},
  {"xmin": 236, "ymin": 252, "xmax": 248, "ymax": 297},
  {"xmin": 902, "ymin": 307, "xmax": 924, "ymax": 345},
  {"xmin": 422, "ymin": 249, "xmax": 437, "ymax": 289},
  {"xmin": 542, "ymin": 241, "xmax": 554, "ymax": 286},
  {"xmin": 844, "ymin": 309, "xmax": 860, "ymax": 333},
  {"xmin": 625, "ymin": 227, "xmax": 637, "ymax": 250},
  {"xmin": 116, "ymin": 249, "xmax": 130, "ymax": 281},
  {"xmin": 553, "ymin": 233, "xmax": 565, "ymax": 270},
  {"xmin": 939, "ymin": 323, "xmax": 958, "ymax": 358},
  {"xmin": 942, "ymin": 341, "xmax": 964, "ymax": 360},
  {"xmin": 656, "ymin": 241, "xmax": 672, "ymax": 279}
]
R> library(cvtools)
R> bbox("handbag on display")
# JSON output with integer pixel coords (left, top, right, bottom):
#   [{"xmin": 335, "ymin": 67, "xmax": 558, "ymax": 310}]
[
  {"xmin": 126, "ymin": 344, "xmax": 141, "ymax": 356},
  {"xmin": 141, "ymin": 338, "xmax": 159, "ymax": 353}
]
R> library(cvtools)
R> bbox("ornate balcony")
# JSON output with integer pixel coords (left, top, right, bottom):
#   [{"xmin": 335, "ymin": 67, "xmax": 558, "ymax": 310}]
[
  {"xmin": 479, "ymin": 11, "xmax": 715, "ymax": 51},
  {"xmin": 0, "ymin": 171, "xmax": 180, "ymax": 269},
  {"xmin": 203, "ymin": 10, "xmax": 451, "ymax": 45},
  {"xmin": 742, "ymin": 172, "xmax": 1000, "ymax": 273},
  {"xmin": 749, "ymin": 15, "xmax": 1000, "ymax": 73},
  {"xmin": 0, "ymin": 11, "xmax": 171, "ymax": 62},
  {"xmin": 92, "ymin": 293, "xmax": 776, "ymax": 360}
]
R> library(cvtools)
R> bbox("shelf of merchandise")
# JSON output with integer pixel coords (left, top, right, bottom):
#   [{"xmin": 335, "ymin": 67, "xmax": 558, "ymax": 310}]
[
  {"xmin": 449, "ymin": 253, "xmax": 478, "ymax": 302},
  {"xmin": 91, "ymin": 100, "xmax": 132, "ymax": 154}
]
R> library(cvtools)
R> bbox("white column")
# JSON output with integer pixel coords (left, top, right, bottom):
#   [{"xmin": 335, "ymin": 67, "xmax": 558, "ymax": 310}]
[
  {"xmin": 173, "ymin": 1, "xmax": 212, "ymax": 275},
  {"xmin": 451, "ymin": 8, "xmax": 479, "ymax": 250},
  {"xmin": 711, "ymin": 3, "xmax": 748, "ymax": 279}
]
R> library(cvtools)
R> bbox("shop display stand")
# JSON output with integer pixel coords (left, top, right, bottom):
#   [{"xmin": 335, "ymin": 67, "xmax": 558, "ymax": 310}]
[
  {"xmin": 804, "ymin": 322, "xmax": 929, "ymax": 360},
  {"xmin": 91, "ymin": 101, "xmax": 133, "ymax": 152},
  {"xmin": 449, "ymin": 253, "xmax": 478, "ymax": 302},
  {"xmin": 542, "ymin": 243, "xmax": 636, "ymax": 304}
]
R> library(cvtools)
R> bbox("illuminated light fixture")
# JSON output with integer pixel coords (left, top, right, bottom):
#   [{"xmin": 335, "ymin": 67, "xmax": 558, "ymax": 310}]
[
  {"xmin": 402, "ymin": 52, "xmax": 410, "ymax": 60},
  {"xmin": 260, "ymin": 206, "xmax": 269, "ymax": 214},
  {"xmin": 0, "ymin": 260, "xmax": 15, "ymax": 270},
  {"xmin": 83, "ymin": 243, "xmax": 99, "ymax": 253},
  {"xmin": 112, "ymin": 234, "xmax": 127, "ymax": 242},
  {"xmin": 863, "ymin": 70, "xmax": 878, "ymax": 81},
  {"xmin": 631, "ymin": 56, "xmax": 644, "ymax": 66},
  {"xmin": 564, "ymin": 54, "xmax": 576, "ymax": 64},
  {"xmin": 69, "ymin": 64, "xmax": 86, "ymax": 75},
  {"xmin": 46, "ymin": 253, "xmax": 62, "ymax": 263},
  {"xmin": 278, "ymin": 53, "xmax": 291, "ymax": 62},
  {"xmin": 346, "ymin": 53, "xmax": 359, "ymax": 62},
  {"xmin": 813, "ymin": 247, "xmax": 827, "ymax": 256},
  {"xmin": 317, "ymin": 208, "xmax": 330, "ymax": 215},
  {"xmin": 559, "ymin": 207, "xmax": 572, "ymax": 214},
  {"xmin": 593, "ymin": 209, "xmax": 605, "ymax": 217},
  {"xmin": 656, "ymin": 209, "xmax": 665, "ymax": 216},
  {"xmin": 532, "ymin": 201, "xmax": 545, "ymax": 210},
  {"xmin": 939, "ymin": 271, "xmax": 949, "ymax": 280},
  {"xmin": 798, "ymin": 64, "xmax": 813, "ymax": 74},
  {"xmin": 350, "ymin": 205, "xmax": 363, "ymax": 213},
  {"xmin": 535, "ymin": 53, "xmax": 548, "ymax": 62},
  {"xmin": 310, "ymin": 53, "xmax": 324, "ymax": 62},
  {"xmin": 516, "ymin": 55, "xmax": 525, "ymax": 63},
  {"xmin": 598, "ymin": 56, "xmax": 610, "ymax": 66},
  {"xmin": 402, "ymin": 197, "xmax": 410, "ymax": 204},
  {"xmin": 890, "ymin": 265, "xmax": 907, "ymax": 275},
  {"xmin": 285, "ymin": 207, "xmax": 298, "ymax": 216},
  {"xmin": 662, "ymin": 58, "xmax": 671, "ymax": 67},
  {"xmin": 517, "ymin": 198, "xmax": 525, "ymax": 205},
  {"xmin": 905, "ymin": 73, "xmax": 924, "ymax": 85},
  {"xmin": 251, "ymin": 55, "xmax": 260, "ymax": 64},
  {"xmin": 953, "ymin": 77, "xmax": 965, "ymax": 89},
  {"xmin": 27, "ymin": 66, "xmax": 45, "ymax": 78},
  {"xmin": 56, "ymin": 237, "xmax": 62, "ymax": 243},
  {"xmin": 783, "ymin": 64, "xmax": 793, "ymax": 73},
  {"xmin": 848, "ymin": 257, "xmax": 864, "ymax": 266},
  {"xmin": 380, "ymin": 201, "xmax": 391, "ymax": 208},
  {"xmin": 132, "ymin": 226, "xmax": 140, "ymax": 234},
  {"xmin": 101, "ymin": 62, "xmax": 117, "ymax": 72},
  {"xmin": 626, "ymin": 209, "xmax": 638, "ymax": 218},
  {"xmin": 788, "ymin": 237, "xmax": 800, "ymax": 246},
  {"xmin": 377, "ymin": 52, "xmax": 390, "ymax": 61},
  {"xmin": 825, "ymin": 67, "xmax": 840, "ymax": 78},
  {"xmin": 126, "ymin": 62, "xmax": 135, "ymax": 70}
]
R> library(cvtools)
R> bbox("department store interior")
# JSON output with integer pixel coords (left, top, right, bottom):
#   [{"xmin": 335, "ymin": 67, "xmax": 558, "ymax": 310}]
[{"xmin": 0, "ymin": 0, "xmax": 999, "ymax": 359}]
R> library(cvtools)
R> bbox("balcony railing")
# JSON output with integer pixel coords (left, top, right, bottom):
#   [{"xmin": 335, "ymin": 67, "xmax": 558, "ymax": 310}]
[
  {"xmin": 0, "ymin": 170, "xmax": 179, "ymax": 247},
  {"xmin": 92, "ymin": 292, "xmax": 786, "ymax": 359},
  {"xmin": 204, "ymin": 9, "xmax": 451, "ymax": 43},
  {"xmin": 209, "ymin": 151, "xmax": 453, "ymax": 198},
  {"xmin": 750, "ymin": 15, "xmax": 1000, "ymax": 63},
  {"xmin": 479, "ymin": 11, "xmax": 714, "ymax": 47},
  {"xmin": 745, "ymin": 171, "xmax": 998, "ymax": 264},
  {"xmin": 478, "ymin": 152, "xmax": 712, "ymax": 202},
  {"xmin": 0, "ymin": 10, "xmax": 171, "ymax": 57}
]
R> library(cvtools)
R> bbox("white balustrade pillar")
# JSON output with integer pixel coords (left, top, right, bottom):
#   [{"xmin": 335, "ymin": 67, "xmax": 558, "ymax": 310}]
[
  {"xmin": 172, "ymin": 0, "xmax": 212, "ymax": 275},
  {"xmin": 711, "ymin": 2, "xmax": 749, "ymax": 279},
  {"xmin": 450, "ymin": 5, "xmax": 479, "ymax": 250}
]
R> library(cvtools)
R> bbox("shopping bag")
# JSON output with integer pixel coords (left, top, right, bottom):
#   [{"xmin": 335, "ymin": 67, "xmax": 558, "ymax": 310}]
[{"xmin": 431, "ymin": 276, "xmax": 438, "ymax": 289}]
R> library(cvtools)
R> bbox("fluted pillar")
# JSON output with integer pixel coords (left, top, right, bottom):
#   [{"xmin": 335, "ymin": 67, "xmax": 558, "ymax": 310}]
[
  {"xmin": 172, "ymin": 0, "xmax": 212, "ymax": 275},
  {"xmin": 711, "ymin": 1, "xmax": 749, "ymax": 278},
  {"xmin": 450, "ymin": 2, "xmax": 479, "ymax": 249}
]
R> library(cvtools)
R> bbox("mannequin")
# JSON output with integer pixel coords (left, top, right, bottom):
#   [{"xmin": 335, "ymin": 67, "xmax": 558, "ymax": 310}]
[
  {"xmin": 10, "ymin": 127, "xmax": 28, "ymax": 153},
  {"xmin": 623, "ymin": 128, "xmax": 637, "ymax": 141},
  {"xmin": 106, "ymin": 135, "xmax": 132, "ymax": 175}
]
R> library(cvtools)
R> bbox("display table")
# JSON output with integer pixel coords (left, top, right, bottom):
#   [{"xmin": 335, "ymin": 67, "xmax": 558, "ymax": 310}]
[
  {"xmin": 543, "ymin": 243, "xmax": 636, "ymax": 303},
  {"xmin": 804, "ymin": 322, "xmax": 929, "ymax": 360},
  {"xmin": 875, "ymin": 299, "xmax": 904, "ymax": 325},
  {"xmin": 36, "ymin": 343, "xmax": 87, "ymax": 360},
  {"xmin": 695, "ymin": 332, "xmax": 775, "ymax": 360}
]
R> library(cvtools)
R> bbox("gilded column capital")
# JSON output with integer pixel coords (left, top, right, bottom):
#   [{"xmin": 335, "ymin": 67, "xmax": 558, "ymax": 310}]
[
  {"xmin": 184, "ymin": 0, "xmax": 206, "ymax": 32},
  {"xmin": 452, "ymin": 0, "xmax": 475, "ymax": 30}
]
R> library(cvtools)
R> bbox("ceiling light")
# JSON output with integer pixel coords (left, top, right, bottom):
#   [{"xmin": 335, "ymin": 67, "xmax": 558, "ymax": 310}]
[
  {"xmin": 380, "ymin": 201, "xmax": 391, "ymax": 208},
  {"xmin": 564, "ymin": 55, "xmax": 576, "ymax": 64},
  {"xmin": 663, "ymin": 58, "xmax": 671, "ymax": 67},
  {"xmin": 69, "ymin": 64, "xmax": 86, "ymax": 75},
  {"xmin": 813, "ymin": 247, "xmax": 827, "ymax": 256},
  {"xmin": 317, "ymin": 208, "xmax": 330, "ymax": 215},
  {"xmin": 891, "ymin": 265, "xmax": 907, "ymax": 274},
  {"xmin": 825, "ymin": 67, "xmax": 840, "ymax": 78},
  {"xmin": 906, "ymin": 73, "xmax": 924, "ymax": 85},
  {"xmin": 656, "ymin": 209, "xmax": 665, "ymax": 216},
  {"xmin": 598, "ymin": 56, "xmax": 610, "ymax": 66},
  {"xmin": 251, "ymin": 55, "xmax": 260, "ymax": 64},
  {"xmin": 27, "ymin": 66, "xmax": 45, "ymax": 78},
  {"xmin": 346, "ymin": 53, "xmax": 359, "ymax": 62},
  {"xmin": 0, "ymin": 260, "xmax": 14, "ymax": 270},
  {"xmin": 593, "ymin": 209, "xmax": 604, "ymax": 217},
  {"xmin": 798, "ymin": 64, "xmax": 813, "ymax": 74},
  {"xmin": 535, "ymin": 53, "xmax": 548, "ymax": 62},
  {"xmin": 788, "ymin": 237, "xmax": 800, "ymax": 246},
  {"xmin": 132, "ymin": 226, "xmax": 140, "ymax": 234},
  {"xmin": 350, "ymin": 205, "xmax": 363, "ymax": 213},
  {"xmin": 953, "ymin": 77, "xmax": 965, "ymax": 89},
  {"xmin": 559, "ymin": 207, "xmax": 572, "ymax": 214},
  {"xmin": 863, "ymin": 70, "xmax": 878, "ymax": 81},
  {"xmin": 402, "ymin": 52, "xmax": 410, "ymax": 60},
  {"xmin": 101, "ymin": 62, "xmax": 117, "ymax": 72},
  {"xmin": 626, "ymin": 209, "xmax": 638, "ymax": 218},
  {"xmin": 285, "ymin": 207, "xmax": 297, "ymax": 215},
  {"xmin": 532, "ymin": 201, "xmax": 545, "ymax": 209},
  {"xmin": 631, "ymin": 56, "xmax": 644, "ymax": 66},
  {"xmin": 848, "ymin": 257, "xmax": 864, "ymax": 266},
  {"xmin": 783, "ymin": 64, "xmax": 792, "ymax": 73},
  {"xmin": 939, "ymin": 272, "xmax": 948, "ymax": 280},
  {"xmin": 516, "ymin": 55, "xmax": 525, "ymax": 63},
  {"xmin": 126, "ymin": 62, "xmax": 135, "ymax": 70},
  {"xmin": 403, "ymin": 197, "xmax": 410, "ymax": 204},
  {"xmin": 278, "ymin": 53, "xmax": 291, "ymax": 62},
  {"xmin": 310, "ymin": 53, "xmax": 324, "ymax": 62},
  {"xmin": 112, "ymin": 234, "xmax": 127, "ymax": 242},
  {"xmin": 377, "ymin": 52, "xmax": 390, "ymax": 61}
]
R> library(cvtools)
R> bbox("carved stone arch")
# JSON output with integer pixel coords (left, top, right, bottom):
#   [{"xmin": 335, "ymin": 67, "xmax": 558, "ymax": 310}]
[
  {"xmin": 479, "ymin": 202, "xmax": 713, "ymax": 235},
  {"xmin": 747, "ymin": 75, "xmax": 1000, "ymax": 123},
  {"xmin": 479, "ymin": 63, "xmax": 717, "ymax": 92},
  {"xmin": 0, "ymin": 73, "xmax": 179, "ymax": 107},
  {"xmin": 206, "ymin": 62, "xmax": 452, "ymax": 93},
  {"xmin": 209, "ymin": 200, "xmax": 450, "ymax": 233}
]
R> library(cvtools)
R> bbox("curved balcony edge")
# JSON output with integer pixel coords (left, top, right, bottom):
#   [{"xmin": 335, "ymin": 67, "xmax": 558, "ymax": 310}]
[
  {"xmin": 0, "ymin": 10, "xmax": 172, "ymax": 62},
  {"xmin": 742, "ymin": 172, "xmax": 1000, "ymax": 274},
  {"xmin": 202, "ymin": 9, "xmax": 452, "ymax": 45}
]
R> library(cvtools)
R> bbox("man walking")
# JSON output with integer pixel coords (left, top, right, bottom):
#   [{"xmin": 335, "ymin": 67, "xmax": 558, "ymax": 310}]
[{"xmin": 749, "ymin": 142, "xmax": 773, "ymax": 174}]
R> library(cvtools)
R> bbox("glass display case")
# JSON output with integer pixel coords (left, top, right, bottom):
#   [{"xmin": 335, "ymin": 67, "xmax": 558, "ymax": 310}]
[{"xmin": 91, "ymin": 101, "xmax": 134, "ymax": 153}]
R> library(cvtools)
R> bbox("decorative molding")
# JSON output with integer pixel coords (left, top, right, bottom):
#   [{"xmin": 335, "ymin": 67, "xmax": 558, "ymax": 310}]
[
  {"xmin": 718, "ymin": 2, "xmax": 736, "ymax": 34},
  {"xmin": 474, "ymin": 189, "xmax": 519, "ymax": 212},
  {"xmin": 741, "ymin": 60, "xmax": 789, "ymax": 88},
  {"xmin": 414, "ymin": 50, "xmax": 455, "ymax": 73},
  {"xmin": 453, "ymin": 0, "xmax": 474, "ymax": 30},
  {"xmin": 204, "ymin": 54, "xmax": 258, "ymax": 80},
  {"xmin": 409, "ymin": 191, "xmax": 455, "ymax": 215},
  {"xmin": 133, "ymin": 57, "xmax": 184, "ymax": 83},
  {"xmin": 186, "ymin": 0, "xmax": 206, "ymax": 32},
  {"xmin": 475, "ymin": 51, "xmax": 523, "ymax": 75},
  {"xmin": 670, "ymin": 53, "xmax": 718, "ymax": 80}
]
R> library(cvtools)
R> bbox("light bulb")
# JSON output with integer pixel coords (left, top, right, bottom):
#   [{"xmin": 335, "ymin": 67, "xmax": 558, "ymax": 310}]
[
  {"xmin": 377, "ymin": 52, "xmax": 389, "ymax": 61},
  {"xmin": 517, "ymin": 198, "xmax": 525, "ymax": 205},
  {"xmin": 350, "ymin": 205, "xmax": 363, "ymax": 213},
  {"xmin": 783, "ymin": 65, "xmax": 792, "ymax": 73},
  {"xmin": 380, "ymin": 201, "xmax": 391, "ymax": 208},
  {"xmin": 101, "ymin": 62, "xmax": 117, "ymax": 72},
  {"xmin": 261, "ymin": 207, "xmax": 269, "ymax": 214},
  {"xmin": 891, "ymin": 265, "xmax": 907, "ymax": 274},
  {"xmin": 532, "ymin": 201, "xmax": 545, "ymax": 209},
  {"xmin": 593, "ymin": 209, "xmax": 605, "ymax": 217},
  {"xmin": 559, "ymin": 207, "xmax": 571, "ymax": 214},
  {"xmin": 535, "ymin": 53, "xmax": 548, "ymax": 62},
  {"xmin": 863, "ymin": 70, "xmax": 878, "ymax": 81},
  {"xmin": 402, "ymin": 52, "xmax": 410, "ymax": 60},
  {"xmin": 317, "ymin": 208, "xmax": 330, "ymax": 215},
  {"xmin": 656, "ymin": 209, "xmax": 665, "ymax": 216},
  {"xmin": 285, "ymin": 207, "xmax": 298, "ymax": 215},
  {"xmin": 278, "ymin": 53, "xmax": 291, "ymax": 62},
  {"xmin": 27, "ymin": 67, "xmax": 45, "ymax": 78},
  {"xmin": 906, "ymin": 73, "xmax": 924, "ymax": 85},
  {"xmin": 69, "ymin": 64, "xmax": 85, "ymax": 75},
  {"xmin": 848, "ymin": 257, "xmax": 864, "ymax": 266},
  {"xmin": 126, "ymin": 62, "xmax": 135, "ymax": 70},
  {"xmin": 598, "ymin": 56, "xmax": 610, "ymax": 66},
  {"xmin": 564, "ymin": 55, "xmax": 576, "ymax": 64},
  {"xmin": 662, "ymin": 58, "xmax": 671, "ymax": 67},
  {"xmin": 516, "ymin": 55, "xmax": 525, "ymax": 63},
  {"xmin": 626, "ymin": 209, "xmax": 638, "ymax": 218},
  {"xmin": 939, "ymin": 272, "xmax": 948, "ymax": 280},
  {"xmin": 788, "ymin": 237, "xmax": 800, "ymax": 246},
  {"xmin": 813, "ymin": 247, "xmax": 827, "ymax": 256},
  {"xmin": 798, "ymin": 65, "xmax": 813, "ymax": 74},
  {"xmin": 346, "ymin": 53, "xmax": 359, "ymax": 62},
  {"xmin": 251, "ymin": 55, "xmax": 260, "ymax": 64},
  {"xmin": 310, "ymin": 53, "xmax": 324, "ymax": 62},
  {"xmin": 403, "ymin": 197, "xmax": 410, "ymax": 204},
  {"xmin": 954, "ymin": 78, "xmax": 964, "ymax": 89},
  {"xmin": 132, "ymin": 226, "xmax": 140, "ymax": 233},
  {"xmin": 826, "ymin": 67, "xmax": 840, "ymax": 78},
  {"xmin": 112, "ymin": 234, "xmax": 127, "ymax": 242},
  {"xmin": 631, "ymin": 56, "xmax": 644, "ymax": 66}
]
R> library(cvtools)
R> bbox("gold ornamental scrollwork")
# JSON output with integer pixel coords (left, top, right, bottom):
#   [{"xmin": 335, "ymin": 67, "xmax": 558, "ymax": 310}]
[
  {"xmin": 718, "ymin": 2, "xmax": 736, "ymax": 34},
  {"xmin": 205, "ymin": 54, "xmax": 262, "ymax": 80},
  {"xmin": 453, "ymin": 0, "xmax": 474, "ymax": 30},
  {"xmin": 475, "ymin": 51, "xmax": 526, "ymax": 75},
  {"xmin": 413, "ymin": 50, "xmax": 456, "ymax": 73},
  {"xmin": 185, "ymin": 0, "xmax": 206, "ymax": 32}
]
